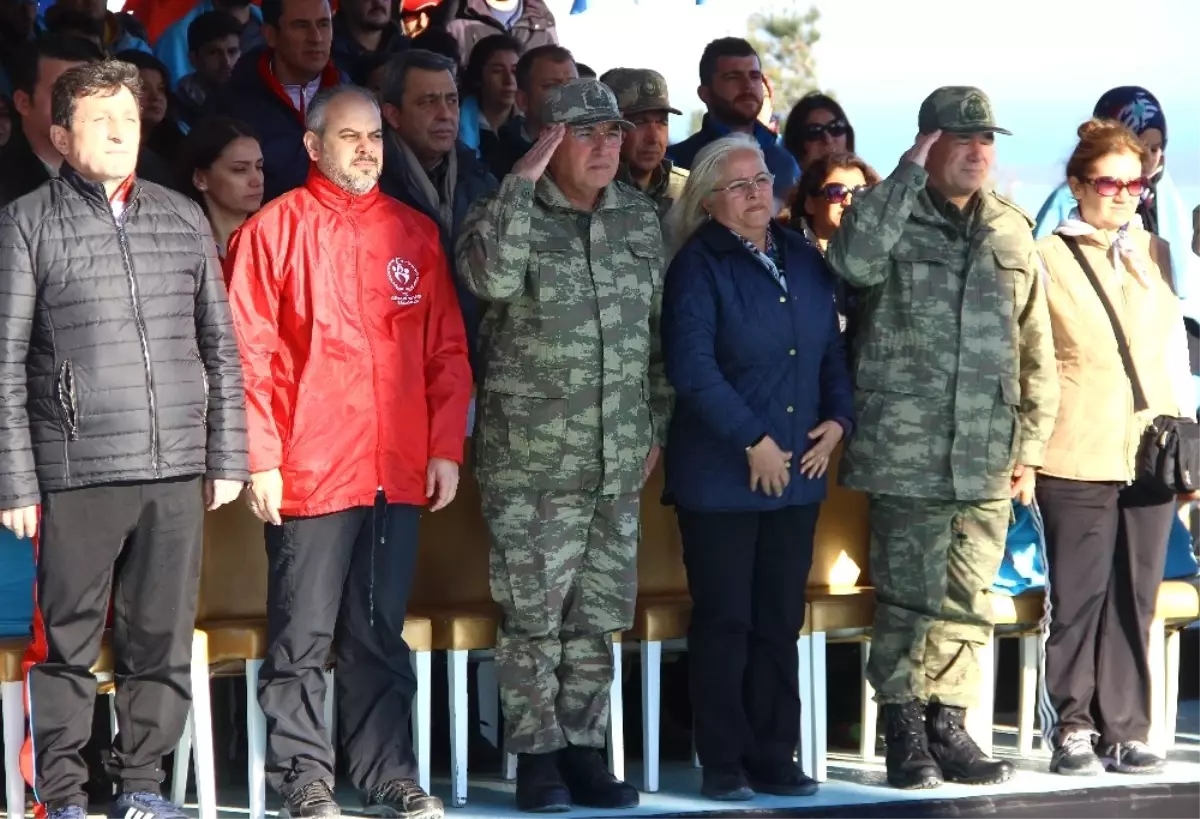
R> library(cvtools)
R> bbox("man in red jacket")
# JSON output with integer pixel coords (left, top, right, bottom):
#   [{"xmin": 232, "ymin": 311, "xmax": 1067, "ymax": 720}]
[{"xmin": 224, "ymin": 84, "xmax": 472, "ymax": 819}]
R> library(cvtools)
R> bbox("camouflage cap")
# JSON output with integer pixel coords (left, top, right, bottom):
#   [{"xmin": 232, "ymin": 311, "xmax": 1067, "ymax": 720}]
[
  {"xmin": 542, "ymin": 78, "xmax": 635, "ymax": 130},
  {"xmin": 918, "ymin": 86, "xmax": 1012, "ymax": 136},
  {"xmin": 599, "ymin": 68, "xmax": 682, "ymax": 116}
]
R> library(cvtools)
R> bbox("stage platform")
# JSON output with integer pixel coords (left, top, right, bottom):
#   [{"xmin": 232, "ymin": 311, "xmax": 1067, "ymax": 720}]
[{"xmin": 38, "ymin": 701, "xmax": 1200, "ymax": 819}]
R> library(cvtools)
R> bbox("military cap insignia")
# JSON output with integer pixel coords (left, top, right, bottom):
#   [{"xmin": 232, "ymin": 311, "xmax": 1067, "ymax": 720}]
[
  {"xmin": 960, "ymin": 93, "xmax": 990, "ymax": 124},
  {"xmin": 639, "ymin": 77, "xmax": 662, "ymax": 99}
]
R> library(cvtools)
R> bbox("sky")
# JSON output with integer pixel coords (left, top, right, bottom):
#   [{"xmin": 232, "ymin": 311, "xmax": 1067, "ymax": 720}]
[{"xmin": 548, "ymin": 0, "xmax": 1200, "ymax": 210}]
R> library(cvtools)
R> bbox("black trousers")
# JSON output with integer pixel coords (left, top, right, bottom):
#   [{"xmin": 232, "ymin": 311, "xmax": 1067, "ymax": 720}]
[
  {"xmin": 676, "ymin": 503, "xmax": 818, "ymax": 773},
  {"xmin": 28, "ymin": 477, "xmax": 204, "ymax": 809},
  {"xmin": 1036, "ymin": 476, "xmax": 1175, "ymax": 746},
  {"xmin": 259, "ymin": 495, "xmax": 421, "ymax": 798}
]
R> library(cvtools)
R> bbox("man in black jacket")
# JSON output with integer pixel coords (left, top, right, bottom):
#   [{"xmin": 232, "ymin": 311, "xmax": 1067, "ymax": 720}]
[
  {"xmin": 0, "ymin": 60, "xmax": 248, "ymax": 819},
  {"xmin": 0, "ymin": 34, "xmax": 103, "ymax": 208},
  {"xmin": 378, "ymin": 48, "xmax": 497, "ymax": 379}
]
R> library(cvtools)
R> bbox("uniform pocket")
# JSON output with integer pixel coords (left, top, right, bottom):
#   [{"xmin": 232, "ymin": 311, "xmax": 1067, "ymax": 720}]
[
  {"xmin": 893, "ymin": 247, "xmax": 947, "ymax": 306},
  {"xmin": 481, "ymin": 390, "xmax": 567, "ymax": 473},
  {"xmin": 987, "ymin": 377, "xmax": 1020, "ymax": 473}
]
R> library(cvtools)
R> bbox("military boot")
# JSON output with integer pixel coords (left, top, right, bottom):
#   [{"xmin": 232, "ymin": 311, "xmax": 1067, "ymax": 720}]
[
  {"xmin": 557, "ymin": 745, "xmax": 639, "ymax": 809},
  {"xmin": 926, "ymin": 701, "xmax": 1015, "ymax": 785},
  {"xmin": 882, "ymin": 701, "xmax": 943, "ymax": 789},
  {"xmin": 514, "ymin": 752, "xmax": 571, "ymax": 813}
]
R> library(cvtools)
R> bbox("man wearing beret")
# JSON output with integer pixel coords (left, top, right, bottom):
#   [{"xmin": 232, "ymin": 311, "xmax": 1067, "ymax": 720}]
[
  {"xmin": 599, "ymin": 67, "xmax": 688, "ymax": 220},
  {"xmin": 826, "ymin": 86, "xmax": 1059, "ymax": 791},
  {"xmin": 456, "ymin": 77, "xmax": 672, "ymax": 813}
]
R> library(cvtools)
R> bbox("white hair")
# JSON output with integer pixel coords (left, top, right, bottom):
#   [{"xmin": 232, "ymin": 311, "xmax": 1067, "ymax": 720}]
[{"xmin": 663, "ymin": 134, "xmax": 767, "ymax": 259}]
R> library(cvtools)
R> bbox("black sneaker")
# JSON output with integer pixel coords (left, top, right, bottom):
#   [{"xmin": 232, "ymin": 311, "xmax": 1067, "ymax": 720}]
[
  {"xmin": 1100, "ymin": 741, "xmax": 1167, "ymax": 774},
  {"xmin": 109, "ymin": 792, "xmax": 187, "ymax": 819},
  {"xmin": 515, "ymin": 752, "xmax": 571, "ymax": 813},
  {"xmin": 882, "ymin": 701, "xmax": 943, "ymax": 789},
  {"xmin": 280, "ymin": 780, "xmax": 341, "ymax": 818},
  {"xmin": 363, "ymin": 780, "xmax": 443, "ymax": 819},
  {"xmin": 1050, "ymin": 731, "xmax": 1103, "ymax": 776},
  {"xmin": 926, "ymin": 702, "xmax": 1014, "ymax": 785},
  {"xmin": 699, "ymin": 767, "xmax": 755, "ymax": 801},
  {"xmin": 745, "ymin": 759, "xmax": 819, "ymax": 797},
  {"xmin": 557, "ymin": 745, "xmax": 639, "ymax": 809}
]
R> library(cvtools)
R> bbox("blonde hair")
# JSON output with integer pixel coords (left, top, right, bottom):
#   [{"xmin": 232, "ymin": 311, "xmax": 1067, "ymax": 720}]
[{"xmin": 663, "ymin": 134, "xmax": 766, "ymax": 259}]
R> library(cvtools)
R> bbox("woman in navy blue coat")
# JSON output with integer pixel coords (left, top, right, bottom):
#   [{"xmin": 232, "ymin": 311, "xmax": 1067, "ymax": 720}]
[{"xmin": 660, "ymin": 134, "xmax": 854, "ymax": 801}]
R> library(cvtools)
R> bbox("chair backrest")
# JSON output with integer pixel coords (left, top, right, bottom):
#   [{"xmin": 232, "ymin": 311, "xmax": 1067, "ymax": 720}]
[
  {"xmin": 410, "ymin": 449, "xmax": 494, "ymax": 608},
  {"xmin": 809, "ymin": 445, "xmax": 870, "ymax": 587},
  {"xmin": 196, "ymin": 503, "xmax": 269, "ymax": 623}
]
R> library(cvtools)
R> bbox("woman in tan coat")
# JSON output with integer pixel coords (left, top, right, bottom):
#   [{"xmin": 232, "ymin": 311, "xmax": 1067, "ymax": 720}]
[{"xmin": 1035, "ymin": 119, "xmax": 1192, "ymax": 778}]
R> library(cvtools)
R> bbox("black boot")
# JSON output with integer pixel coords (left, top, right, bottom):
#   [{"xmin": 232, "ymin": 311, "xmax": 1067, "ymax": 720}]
[
  {"xmin": 557, "ymin": 745, "xmax": 640, "ymax": 809},
  {"xmin": 515, "ymin": 752, "xmax": 571, "ymax": 813},
  {"xmin": 882, "ymin": 701, "xmax": 943, "ymax": 790},
  {"xmin": 926, "ymin": 701, "xmax": 1015, "ymax": 785}
]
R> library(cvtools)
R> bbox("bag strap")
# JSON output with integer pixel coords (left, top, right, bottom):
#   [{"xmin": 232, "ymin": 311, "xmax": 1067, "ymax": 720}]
[{"xmin": 1061, "ymin": 236, "xmax": 1148, "ymax": 412}]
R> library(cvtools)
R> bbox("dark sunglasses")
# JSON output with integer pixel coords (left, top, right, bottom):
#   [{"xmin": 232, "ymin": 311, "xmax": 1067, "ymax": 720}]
[
  {"xmin": 802, "ymin": 120, "xmax": 849, "ymax": 141},
  {"xmin": 1084, "ymin": 176, "xmax": 1149, "ymax": 197},
  {"xmin": 818, "ymin": 183, "xmax": 864, "ymax": 204}
]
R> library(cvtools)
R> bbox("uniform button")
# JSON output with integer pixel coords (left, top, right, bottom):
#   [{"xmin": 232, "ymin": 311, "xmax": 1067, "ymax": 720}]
[
  {"xmin": 789, "ymin": 348, "xmax": 796, "ymax": 356},
  {"xmin": 786, "ymin": 405, "xmax": 794, "ymax": 413},
  {"xmin": 779, "ymin": 295, "xmax": 787, "ymax": 303},
  {"xmin": 784, "ymin": 460, "xmax": 792, "ymax": 468}
]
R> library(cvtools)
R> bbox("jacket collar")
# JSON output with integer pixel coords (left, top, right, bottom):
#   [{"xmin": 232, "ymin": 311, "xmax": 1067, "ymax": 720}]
[
  {"xmin": 536, "ymin": 173, "xmax": 623, "ymax": 213},
  {"xmin": 254, "ymin": 49, "xmax": 342, "ymax": 123},
  {"xmin": 59, "ymin": 163, "xmax": 140, "ymax": 210},
  {"xmin": 304, "ymin": 165, "xmax": 381, "ymax": 212},
  {"xmin": 700, "ymin": 113, "xmax": 780, "ymax": 154},
  {"xmin": 695, "ymin": 216, "xmax": 786, "ymax": 257}
]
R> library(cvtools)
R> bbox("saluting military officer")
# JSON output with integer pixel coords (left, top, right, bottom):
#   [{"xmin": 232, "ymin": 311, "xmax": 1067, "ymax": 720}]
[
  {"xmin": 456, "ymin": 77, "xmax": 672, "ymax": 814},
  {"xmin": 825, "ymin": 87, "xmax": 1059, "ymax": 791},
  {"xmin": 599, "ymin": 67, "xmax": 689, "ymax": 220}
]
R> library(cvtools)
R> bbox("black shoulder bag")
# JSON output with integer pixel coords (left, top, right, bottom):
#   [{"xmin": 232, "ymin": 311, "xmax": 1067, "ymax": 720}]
[{"xmin": 1063, "ymin": 236, "xmax": 1199, "ymax": 494}]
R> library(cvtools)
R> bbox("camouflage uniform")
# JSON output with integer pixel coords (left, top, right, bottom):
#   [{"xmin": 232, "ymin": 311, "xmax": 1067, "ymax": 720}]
[
  {"xmin": 826, "ymin": 88, "xmax": 1059, "ymax": 709},
  {"xmin": 456, "ymin": 79, "xmax": 672, "ymax": 755},
  {"xmin": 601, "ymin": 68, "xmax": 689, "ymax": 220}
]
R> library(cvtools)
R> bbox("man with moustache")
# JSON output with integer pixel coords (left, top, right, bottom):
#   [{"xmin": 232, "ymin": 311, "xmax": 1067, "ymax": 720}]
[
  {"xmin": 457, "ymin": 78, "xmax": 672, "ymax": 813},
  {"xmin": 826, "ymin": 86, "xmax": 1059, "ymax": 791},
  {"xmin": 668, "ymin": 37, "xmax": 798, "ymax": 211},
  {"xmin": 378, "ymin": 48, "xmax": 497, "ymax": 377},
  {"xmin": 599, "ymin": 67, "xmax": 688, "ymax": 220},
  {"xmin": 225, "ymin": 84, "xmax": 472, "ymax": 819},
  {"xmin": 331, "ymin": 0, "xmax": 408, "ymax": 78}
]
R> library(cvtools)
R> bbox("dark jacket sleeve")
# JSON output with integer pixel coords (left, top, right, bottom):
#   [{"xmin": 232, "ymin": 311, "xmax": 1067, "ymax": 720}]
[
  {"xmin": 191, "ymin": 205, "xmax": 249, "ymax": 481},
  {"xmin": 661, "ymin": 245, "xmax": 767, "ymax": 450},
  {"xmin": 817, "ymin": 280, "xmax": 856, "ymax": 432},
  {"xmin": 0, "ymin": 211, "xmax": 40, "ymax": 507}
]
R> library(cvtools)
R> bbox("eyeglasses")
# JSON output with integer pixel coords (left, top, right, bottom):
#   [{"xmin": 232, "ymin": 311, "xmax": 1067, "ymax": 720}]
[
  {"xmin": 819, "ymin": 182, "xmax": 865, "ymax": 204},
  {"xmin": 568, "ymin": 125, "xmax": 624, "ymax": 146},
  {"xmin": 1084, "ymin": 176, "xmax": 1149, "ymax": 197},
  {"xmin": 713, "ymin": 172, "xmax": 775, "ymax": 197},
  {"xmin": 801, "ymin": 120, "xmax": 849, "ymax": 141}
]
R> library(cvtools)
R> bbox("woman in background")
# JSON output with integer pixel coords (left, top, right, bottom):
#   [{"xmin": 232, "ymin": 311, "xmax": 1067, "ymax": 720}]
[
  {"xmin": 1036, "ymin": 118, "xmax": 1192, "ymax": 778},
  {"xmin": 782, "ymin": 92, "xmax": 855, "ymax": 174},
  {"xmin": 785, "ymin": 151, "xmax": 880, "ymax": 349},
  {"xmin": 181, "ymin": 117, "xmax": 264, "ymax": 261},
  {"xmin": 661, "ymin": 134, "xmax": 853, "ymax": 802}
]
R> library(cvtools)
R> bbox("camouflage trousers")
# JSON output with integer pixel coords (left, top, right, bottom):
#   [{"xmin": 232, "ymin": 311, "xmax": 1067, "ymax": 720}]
[
  {"xmin": 866, "ymin": 495, "xmax": 1010, "ymax": 709},
  {"xmin": 481, "ymin": 484, "xmax": 640, "ymax": 754}
]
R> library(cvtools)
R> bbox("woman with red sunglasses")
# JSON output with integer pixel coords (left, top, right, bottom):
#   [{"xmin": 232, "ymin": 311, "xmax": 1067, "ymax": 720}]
[
  {"xmin": 1034, "ymin": 118, "xmax": 1193, "ymax": 779},
  {"xmin": 784, "ymin": 151, "xmax": 879, "ymax": 348}
]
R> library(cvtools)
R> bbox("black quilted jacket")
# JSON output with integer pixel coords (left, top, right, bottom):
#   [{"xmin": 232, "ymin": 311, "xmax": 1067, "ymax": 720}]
[{"xmin": 0, "ymin": 166, "xmax": 249, "ymax": 507}]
